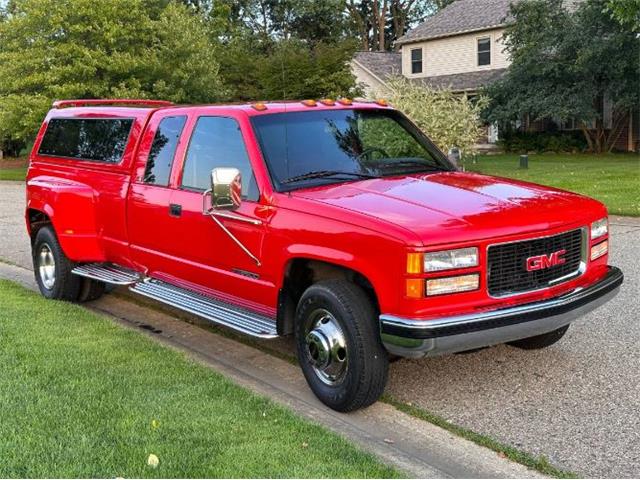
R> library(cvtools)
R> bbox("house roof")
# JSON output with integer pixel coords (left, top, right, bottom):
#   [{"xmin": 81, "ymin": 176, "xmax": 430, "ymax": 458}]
[
  {"xmin": 397, "ymin": 0, "xmax": 584, "ymax": 45},
  {"xmin": 352, "ymin": 51, "xmax": 402, "ymax": 82},
  {"xmin": 397, "ymin": 0, "xmax": 513, "ymax": 45},
  {"xmin": 412, "ymin": 68, "xmax": 508, "ymax": 92}
]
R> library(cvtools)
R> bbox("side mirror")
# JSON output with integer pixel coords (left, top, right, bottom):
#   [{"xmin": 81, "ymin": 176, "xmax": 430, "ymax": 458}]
[{"xmin": 211, "ymin": 167, "xmax": 242, "ymax": 210}]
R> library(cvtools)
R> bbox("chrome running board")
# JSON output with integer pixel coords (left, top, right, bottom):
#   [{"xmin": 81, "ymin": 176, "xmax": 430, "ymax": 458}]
[
  {"xmin": 129, "ymin": 278, "xmax": 278, "ymax": 339},
  {"xmin": 72, "ymin": 263, "xmax": 141, "ymax": 285}
]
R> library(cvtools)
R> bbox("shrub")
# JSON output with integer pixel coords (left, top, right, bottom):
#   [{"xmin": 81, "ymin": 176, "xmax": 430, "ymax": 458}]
[
  {"xmin": 381, "ymin": 76, "xmax": 487, "ymax": 154},
  {"xmin": 497, "ymin": 130, "xmax": 588, "ymax": 153}
]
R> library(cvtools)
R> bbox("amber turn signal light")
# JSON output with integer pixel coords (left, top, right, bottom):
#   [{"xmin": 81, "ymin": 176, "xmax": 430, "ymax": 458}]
[
  {"xmin": 406, "ymin": 253, "xmax": 422, "ymax": 274},
  {"xmin": 405, "ymin": 279, "xmax": 423, "ymax": 298}
]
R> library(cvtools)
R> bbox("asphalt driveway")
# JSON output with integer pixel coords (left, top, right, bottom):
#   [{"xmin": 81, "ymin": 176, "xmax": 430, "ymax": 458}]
[{"xmin": 1, "ymin": 181, "xmax": 639, "ymax": 477}]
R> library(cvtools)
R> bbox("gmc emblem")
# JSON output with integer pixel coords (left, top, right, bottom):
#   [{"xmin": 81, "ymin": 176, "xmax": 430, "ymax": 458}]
[{"xmin": 526, "ymin": 249, "xmax": 567, "ymax": 272}]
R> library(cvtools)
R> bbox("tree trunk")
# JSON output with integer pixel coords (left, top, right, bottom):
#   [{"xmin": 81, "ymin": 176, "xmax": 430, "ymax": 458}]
[
  {"xmin": 580, "ymin": 124, "xmax": 595, "ymax": 152},
  {"xmin": 371, "ymin": 1, "xmax": 389, "ymax": 51},
  {"xmin": 605, "ymin": 110, "xmax": 628, "ymax": 153},
  {"xmin": 378, "ymin": 1, "xmax": 387, "ymax": 51}
]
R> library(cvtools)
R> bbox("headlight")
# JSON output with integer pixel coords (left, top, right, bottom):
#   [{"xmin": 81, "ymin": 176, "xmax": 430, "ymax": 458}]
[
  {"xmin": 591, "ymin": 217, "xmax": 608, "ymax": 240},
  {"xmin": 424, "ymin": 247, "xmax": 478, "ymax": 272},
  {"xmin": 426, "ymin": 274, "xmax": 479, "ymax": 296}
]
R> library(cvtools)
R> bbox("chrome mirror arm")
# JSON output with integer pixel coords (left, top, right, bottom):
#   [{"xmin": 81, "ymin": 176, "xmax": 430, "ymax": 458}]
[{"xmin": 200, "ymin": 189, "xmax": 261, "ymax": 266}]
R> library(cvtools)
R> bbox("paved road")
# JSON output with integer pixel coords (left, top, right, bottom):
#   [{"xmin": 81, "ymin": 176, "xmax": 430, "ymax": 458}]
[{"xmin": 2, "ymin": 181, "xmax": 639, "ymax": 477}]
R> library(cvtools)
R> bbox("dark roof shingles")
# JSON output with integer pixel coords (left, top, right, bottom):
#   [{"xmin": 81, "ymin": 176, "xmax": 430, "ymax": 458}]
[
  {"xmin": 397, "ymin": 0, "xmax": 514, "ymax": 44},
  {"xmin": 353, "ymin": 51, "xmax": 402, "ymax": 80},
  {"xmin": 397, "ymin": 0, "xmax": 584, "ymax": 45},
  {"xmin": 412, "ymin": 68, "xmax": 507, "ymax": 91}
]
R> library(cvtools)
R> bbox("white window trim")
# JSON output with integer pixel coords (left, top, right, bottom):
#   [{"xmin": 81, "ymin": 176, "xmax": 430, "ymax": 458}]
[
  {"xmin": 476, "ymin": 35, "xmax": 492, "ymax": 68},
  {"xmin": 409, "ymin": 47, "xmax": 423, "ymax": 76}
]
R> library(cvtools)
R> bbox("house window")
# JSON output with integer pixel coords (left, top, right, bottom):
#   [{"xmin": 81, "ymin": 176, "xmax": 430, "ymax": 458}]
[
  {"xmin": 411, "ymin": 48, "xmax": 423, "ymax": 74},
  {"xmin": 477, "ymin": 37, "xmax": 491, "ymax": 66}
]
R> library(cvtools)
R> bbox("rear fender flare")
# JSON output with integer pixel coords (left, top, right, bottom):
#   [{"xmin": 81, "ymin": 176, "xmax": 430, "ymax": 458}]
[{"xmin": 26, "ymin": 176, "xmax": 106, "ymax": 261}]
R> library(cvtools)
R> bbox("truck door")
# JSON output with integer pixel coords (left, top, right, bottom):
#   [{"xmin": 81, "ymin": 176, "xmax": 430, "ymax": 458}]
[
  {"xmin": 164, "ymin": 114, "xmax": 276, "ymax": 312},
  {"xmin": 127, "ymin": 110, "xmax": 189, "ymax": 273}
]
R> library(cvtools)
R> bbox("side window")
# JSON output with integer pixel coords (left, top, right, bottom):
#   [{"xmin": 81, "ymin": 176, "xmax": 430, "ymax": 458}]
[
  {"xmin": 477, "ymin": 37, "xmax": 491, "ymax": 66},
  {"xmin": 143, "ymin": 116, "xmax": 187, "ymax": 186},
  {"xmin": 181, "ymin": 116, "xmax": 258, "ymax": 200},
  {"xmin": 411, "ymin": 48, "xmax": 423, "ymax": 74},
  {"xmin": 38, "ymin": 118, "xmax": 133, "ymax": 163}
]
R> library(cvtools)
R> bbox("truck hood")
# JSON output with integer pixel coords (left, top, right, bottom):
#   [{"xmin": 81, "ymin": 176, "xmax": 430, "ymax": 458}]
[{"xmin": 291, "ymin": 172, "xmax": 605, "ymax": 246}]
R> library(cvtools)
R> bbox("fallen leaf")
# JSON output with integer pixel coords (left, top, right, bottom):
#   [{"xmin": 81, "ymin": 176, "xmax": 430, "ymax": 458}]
[
  {"xmin": 147, "ymin": 454, "xmax": 159, "ymax": 468},
  {"xmin": 383, "ymin": 438, "xmax": 395, "ymax": 444},
  {"xmin": 302, "ymin": 442, "xmax": 309, "ymax": 448}
]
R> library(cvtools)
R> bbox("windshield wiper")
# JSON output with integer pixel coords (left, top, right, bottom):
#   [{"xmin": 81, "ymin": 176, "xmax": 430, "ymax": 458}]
[
  {"xmin": 376, "ymin": 159, "xmax": 448, "ymax": 173},
  {"xmin": 282, "ymin": 170, "xmax": 379, "ymax": 184}
]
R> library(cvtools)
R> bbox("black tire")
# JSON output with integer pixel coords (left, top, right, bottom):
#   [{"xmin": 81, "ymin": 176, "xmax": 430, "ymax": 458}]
[
  {"xmin": 77, "ymin": 278, "xmax": 106, "ymax": 302},
  {"xmin": 507, "ymin": 325, "xmax": 570, "ymax": 350},
  {"xmin": 32, "ymin": 226, "xmax": 81, "ymax": 301},
  {"xmin": 295, "ymin": 279, "xmax": 389, "ymax": 412}
]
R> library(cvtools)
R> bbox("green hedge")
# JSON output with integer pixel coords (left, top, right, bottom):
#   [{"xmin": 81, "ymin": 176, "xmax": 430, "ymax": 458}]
[{"xmin": 498, "ymin": 131, "xmax": 587, "ymax": 153}]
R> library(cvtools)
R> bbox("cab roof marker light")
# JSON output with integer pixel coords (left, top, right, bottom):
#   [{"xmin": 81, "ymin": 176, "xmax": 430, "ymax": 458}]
[
  {"xmin": 301, "ymin": 99, "xmax": 317, "ymax": 107},
  {"xmin": 319, "ymin": 99, "xmax": 335, "ymax": 106},
  {"xmin": 375, "ymin": 99, "xmax": 389, "ymax": 107},
  {"xmin": 337, "ymin": 98, "xmax": 353, "ymax": 105},
  {"xmin": 252, "ymin": 102, "xmax": 268, "ymax": 111}
]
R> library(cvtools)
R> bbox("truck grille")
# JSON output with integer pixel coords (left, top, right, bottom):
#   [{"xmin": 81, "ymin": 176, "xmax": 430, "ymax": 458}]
[{"xmin": 487, "ymin": 229, "xmax": 584, "ymax": 297}]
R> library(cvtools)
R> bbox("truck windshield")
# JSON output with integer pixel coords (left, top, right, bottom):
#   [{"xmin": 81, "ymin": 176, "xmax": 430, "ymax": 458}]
[{"xmin": 251, "ymin": 109, "xmax": 453, "ymax": 192}]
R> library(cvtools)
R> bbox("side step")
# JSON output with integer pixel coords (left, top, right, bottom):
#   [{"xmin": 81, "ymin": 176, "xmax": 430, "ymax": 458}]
[
  {"xmin": 130, "ymin": 278, "xmax": 278, "ymax": 339},
  {"xmin": 72, "ymin": 263, "xmax": 141, "ymax": 285}
]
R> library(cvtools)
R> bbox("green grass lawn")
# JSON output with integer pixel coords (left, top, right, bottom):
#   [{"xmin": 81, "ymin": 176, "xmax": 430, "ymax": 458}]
[
  {"xmin": 0, "ymin": 167, "xmax": 27, "ymax": 181},
  {"xmin": 0, "ymin": 280, "xmax": 400, "ymax": 478},
  {"xmin": 465, "ymin": 153, "xmax": 640, "ymax": 216},
  {"xmin": 0, "ymin": 156, "xmax": 28, "ymax": 181}
]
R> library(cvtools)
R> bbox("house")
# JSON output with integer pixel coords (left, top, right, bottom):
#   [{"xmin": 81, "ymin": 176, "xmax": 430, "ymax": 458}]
[{"xmin": 351, "ymin": 0, "xmax": 638, "ymax": 152}]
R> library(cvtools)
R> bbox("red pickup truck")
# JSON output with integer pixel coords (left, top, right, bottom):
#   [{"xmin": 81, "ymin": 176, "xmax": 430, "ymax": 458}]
[{"xmin": 26, "ymin": 99, "xmax": 623, "ymax": 412}]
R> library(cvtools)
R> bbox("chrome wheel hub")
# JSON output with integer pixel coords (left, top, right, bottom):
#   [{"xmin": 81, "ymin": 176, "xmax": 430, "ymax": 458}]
[
  {"xmin": 305, "ymin": 308, "xmax": 348, "ymax": 385},
  {"xmin": 38, "ymin": 243, "xmax": 56, "ymax": 290}
]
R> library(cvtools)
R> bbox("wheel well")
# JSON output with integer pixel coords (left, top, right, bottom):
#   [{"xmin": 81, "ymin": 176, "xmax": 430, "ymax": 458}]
[
  {"xmin": 277, "ymin": 258, "xmax": 379, "ymax": 336},
  {"xmin": 28, "ymin": 209, "xmax": 52, "ymax": 243}
]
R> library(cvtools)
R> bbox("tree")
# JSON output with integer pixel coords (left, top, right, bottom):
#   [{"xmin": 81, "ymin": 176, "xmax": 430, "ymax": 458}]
[
  {"xmin": 215, "ymin": 0, "xmax": 361, "ymax": 101},
  {"xmin": 383, "ymin": 76, "xmax": 487, "ymax": 153},
  {"xmin": 0, "ymin": 0, "xmax": 227, "ymax": 146},
  {"xmin": 346, "ymin": 0, "xmax": 439, "ymax": 51},
  {"xmin": 606, "ymin": 0, "xmax": 640, "ymax": 31},
  {"xmin": 224, "ymin": 0, "xmax": 350, "ymax": 44},
  {"xmin": 485, "ymin": 0, "xmax": 639, "ymax": 153},
  {"xmin": 218, "ymin": 36, "xmax": 362, "ymax": 101}
]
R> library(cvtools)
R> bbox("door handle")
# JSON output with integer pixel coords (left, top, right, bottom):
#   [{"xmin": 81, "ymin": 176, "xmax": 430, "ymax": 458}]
[{"xmin": 169, "ymin": 203, "xmax": 182, "ymax": 217}]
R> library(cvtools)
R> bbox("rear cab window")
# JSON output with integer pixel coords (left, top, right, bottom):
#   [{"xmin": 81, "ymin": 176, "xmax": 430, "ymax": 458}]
[
  {"xmin": 32, "ymin": 107, "xmax": 155, "ymax": 172},
  {"xmin": 38, "ymin": 118, "xmax": 134, "ymax": 163}
]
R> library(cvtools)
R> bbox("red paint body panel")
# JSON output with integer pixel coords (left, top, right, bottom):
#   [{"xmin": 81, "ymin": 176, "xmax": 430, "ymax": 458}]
[{"xmin": 26, "ymin": 101, "xmax": 611, "ymax": 323}]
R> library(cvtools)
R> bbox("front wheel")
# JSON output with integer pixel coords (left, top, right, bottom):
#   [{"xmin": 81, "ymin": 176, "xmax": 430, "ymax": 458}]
[{"xmin": 295, "ymin": 280, "xmax": 389, "ymax": 412}]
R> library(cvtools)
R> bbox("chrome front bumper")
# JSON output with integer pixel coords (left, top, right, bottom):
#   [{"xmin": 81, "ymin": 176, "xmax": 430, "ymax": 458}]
[{"xmin": 380, "ymin": 266, "xmax": 624, "ymax": 358}]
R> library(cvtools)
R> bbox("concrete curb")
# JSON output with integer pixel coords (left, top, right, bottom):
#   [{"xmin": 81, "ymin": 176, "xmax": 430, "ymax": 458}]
[{"xmin": 0, "ymin": 262, "xmax": 544, "ymax": 478}]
